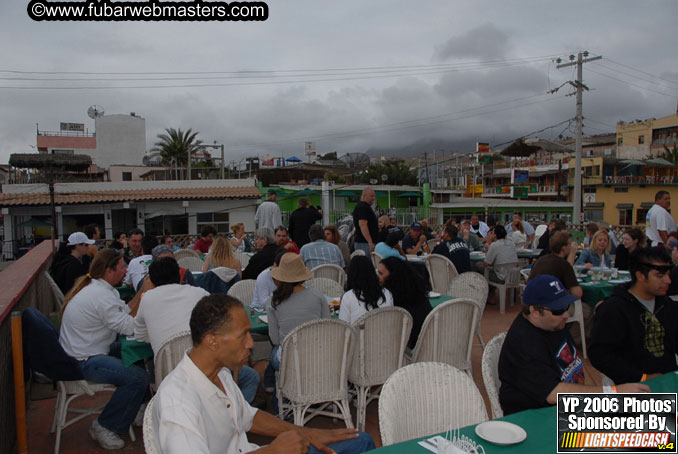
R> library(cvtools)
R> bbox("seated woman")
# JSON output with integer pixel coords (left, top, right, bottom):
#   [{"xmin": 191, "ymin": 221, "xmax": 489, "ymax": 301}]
[
  {"xmin": 230, "ymin": 222, "xmax": 249, "ymax": 252},
  {"xmin": 266, "ymin": 253, "xmax": 329, "ymax": 414},
  {"xmin": 576, "ymin": 229, "xmax": 612, "ymax": 269},
  {"xmin": 338, "ymin": 255, "xmax": 394, "ymax": 325},
  {"xmin": 510, "ymin": 219, "xmax": 527, "ymax": 249},
  {"xmin": 324, "ymin": 225, "xmax": 351, "ymax": 268},
  {"xmin": 614, "ymin": 228, "xmax": 646, "ymax": 271},
  {"xmin": 378, "ymin": 256, "xmax": 432, "ymax": 350},
  {"xmin": 202, "ymin": 236, "xmax": 242, "ymax": 277}
]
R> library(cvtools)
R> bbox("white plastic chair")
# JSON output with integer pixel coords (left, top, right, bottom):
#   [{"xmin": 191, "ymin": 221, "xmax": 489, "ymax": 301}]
[
  {"xmin": 52, "ymin": 380, "xmax": 136, "ymax": 454},
  {"xmin": 174, "ymin": 248, "xmax": 200, "ymax": 261},
  {"xmin": 311, "ymin": 264, "xmax": 347, "ymax": 287},
  {"xmin": 304, "ymin": 277, "xmax": 345, "ymax": 298},
  {"xmin": 408, "ymin": 299, "xmax": 479, "ymax": 377},
  {"xmin": 348, "ymin": 307, "xmax": 413, "ymax": 432},
  {"xmin": 350, "ymin": 249, "xmax": 365, "ymax": 258},
  {"xmin": 481, "ymin": 332, "xmax": 507, "ymax": 419},
  {"xmin": 154, "ymin": 330, "xmax": 192, "ymax": 385},
  {"xmin": 448, "ymin": 272, "xmax": 489, "ymax": 348},
  {"xmin": 227, "ymin": 279, "xmax": 258, "ymax": 306},
  {"xmin": 426, "ymin": 238, "xmax": 439, "ymax": 251},
  {"xmin": 177, "ymin": 256, "xmax": 205, "ymax": 272},
  {"xmin": 378, "ymin": 362, "xmax": 488, "ymax": 446},
  {"xmin": 425, "ymin": 253, "xmax": 459, "ymax": 295},
  {"xmin": 532, "ymin": 224, "xmax": 548, "ymax": 248},
  {"xmin": 370, "ymin": 251, "xmax": 383, "ymax": 269},
  {"xmin": 234, "ymin": 251, "xmax": 251, "ymax": 269},
  {"xmin": 142, "ymin": 396, "xmax": 159, "ymax": 454},
  {"xmin": 277, "ymin": 319, "xmax": 356, "ymax": 427},
  {"xmin": 43, "ymin": 271, "xmax": 65, "ymax": 313},
  {"xmin": 569, "ymin": 299, "xmax": 588, "ymax": 359},
  {"xmin": 485, "ymin": 262, "xmax": 523, "ymax": 314}
]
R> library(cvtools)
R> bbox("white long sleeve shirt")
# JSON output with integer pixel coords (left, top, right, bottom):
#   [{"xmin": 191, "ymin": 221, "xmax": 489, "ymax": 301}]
[
  {"xmin": 254, "ymin": 200, "xmax": 282, "ymax": 231},
  {"xmin": 59, "ymin": 279, "xmax": 135, "ymax": 361},
  {"xmin": 250, "ymin": 267, "xmax": 277, "ymax": 310}
]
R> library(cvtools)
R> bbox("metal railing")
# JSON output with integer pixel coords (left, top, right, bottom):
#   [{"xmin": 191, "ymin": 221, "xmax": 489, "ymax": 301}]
[{"xmin": 604, "ymin": 175, "xmax": 676, "ymax": 185}]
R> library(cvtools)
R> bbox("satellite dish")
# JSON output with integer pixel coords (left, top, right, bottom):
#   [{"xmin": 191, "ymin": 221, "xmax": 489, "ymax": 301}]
[
  {"xmin": 87, "ymin": 105, "xmax": 105, "ymax": 119},
  {"xmin": 381, "ymin": 174, "xmax": 388, "ymax": 182}
]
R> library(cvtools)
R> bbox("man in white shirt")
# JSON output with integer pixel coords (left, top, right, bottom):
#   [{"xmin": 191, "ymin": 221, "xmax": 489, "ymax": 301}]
[
  {"xmin": 59, "ymin": 248, "xmax": 151, "ymax": 450},
  {"xmin": 153, "ymin": 294, "xmax": 375, "ymax": 454},
  {"xmin": 255, "ymin": 189, "xmax": 283, "ymax": 231},
  {"xmin": 505, "ymin": 212, "xmax": 535, "ymax": 245},
  {"xmin": 646, "ymin": 190, "xmax": 675, "ymax": 247},
  {"xmin": 125, "ymin": 236, "xmax": 157, "ymax": 290},
  {"xmin": 470, "ymin": 214, "xmax": 490, "ymax": 239}
]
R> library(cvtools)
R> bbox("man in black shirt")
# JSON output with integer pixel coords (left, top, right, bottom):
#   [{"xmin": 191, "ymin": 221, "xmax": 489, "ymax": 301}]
[
  {"xmin": 242, "ymin": 228, "xmax": 283, "ymax": 280},
  {"xmin": 498, "ymin": 275, "xmax": 648, "ymax": 416},
  {"xmin": 352, "ymin": 188, "xmax": 378, "ymax": 254},
  {"xmin": 401, "ymin": 222, "xmax": 429, "ymax": 256},
  {"xmin": 432, "ymin": 224, "xmax": 471, "ymax": 274},
  {"xmin": 288, "ymin": 197, "xmax": 322, "ymax": 249}
]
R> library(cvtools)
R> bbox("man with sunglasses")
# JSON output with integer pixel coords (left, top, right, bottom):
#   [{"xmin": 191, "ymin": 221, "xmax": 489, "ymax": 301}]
[
  {"xmin": 498, "ymin": 275, "xmax": 649, "ymax": 416},
  {"xmin": 590, "ymin": 247, "xmax": 678, "ymax": 384}
]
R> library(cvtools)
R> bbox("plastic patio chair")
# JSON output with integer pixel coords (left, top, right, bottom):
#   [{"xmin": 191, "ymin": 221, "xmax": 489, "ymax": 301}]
[
  {"xmin": 485, "ymin": 262, "xmax": 523, "ymax": 314},
  {"xmin": 448, "ymin": 272, "xmax": 489, "ymax": 348},
  {"xmin": 311, "ymin": 264, "xmax": 347, "ymax": 287},
  {"xmin": 154, "ymin": 330, "xmax": 192, "ymax": 385},
  {"xmin": 304, "ymin": 277, "xmax": 345, "ymax": 299},
  {"xmin": 481, "ymin": 332, "xmax": 507, "ymax": 419},
  {"xmin": 425, "ymin": 253, "xmax": 459, "ymax": 294},
  {"xmin": 177, "ymin": 256, "xmax": 205, "ymax": 273},
  {"xmin": 142, "ymin": 396, "xmax": 159, "ymax": 454},
  {"xmin": 227, "ymin": 279, "xmax": 258, "ymax": 306}
]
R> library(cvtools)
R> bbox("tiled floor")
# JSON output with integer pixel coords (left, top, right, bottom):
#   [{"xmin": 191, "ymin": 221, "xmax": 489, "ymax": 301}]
[{"xmin": 27, "ymin": 295, "xmax": 602, "ymax": 453}]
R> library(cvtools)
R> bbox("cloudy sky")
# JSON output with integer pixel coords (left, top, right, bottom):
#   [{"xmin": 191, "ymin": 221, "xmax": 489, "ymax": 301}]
[{"xmin": 1, "ymin": 0, "xmax": 677, "ymax": 166}]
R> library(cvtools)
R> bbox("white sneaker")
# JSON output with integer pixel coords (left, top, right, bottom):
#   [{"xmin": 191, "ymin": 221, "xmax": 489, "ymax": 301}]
[
  {"xmin": 134, "ymin": 402, "xmax": 147, "ymax": 427},
  {"xmin": 89, "ymin": 419, "xmax": 125, "ymax": 450}
]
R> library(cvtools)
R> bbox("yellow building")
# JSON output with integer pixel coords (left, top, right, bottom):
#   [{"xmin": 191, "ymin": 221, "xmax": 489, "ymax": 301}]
[{"xmin": 617, "ymin": 113, "xmax": 678, "ymax": 159}]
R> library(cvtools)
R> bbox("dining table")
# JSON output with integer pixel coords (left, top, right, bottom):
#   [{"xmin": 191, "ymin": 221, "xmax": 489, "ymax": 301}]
[
  {"xmin": 365, "ymin": 372, "xmax": 678, "ymax": 453},
  {"xmin": 469, "ymin": 249, "xmax": 542, "ymax": 263},
  {"xmin": 578, "ymin": 274, "xmax": 631, "ymax": 308}
]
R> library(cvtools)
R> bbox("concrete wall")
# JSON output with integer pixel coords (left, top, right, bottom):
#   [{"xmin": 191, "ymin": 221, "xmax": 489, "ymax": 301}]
[
  {"xmin": 94, "ymin": 114, "xmax": 146, "ymax": 168},
  {"xmin": 109, "ymin": 165, "xmax": 166, "ymax": 182}
]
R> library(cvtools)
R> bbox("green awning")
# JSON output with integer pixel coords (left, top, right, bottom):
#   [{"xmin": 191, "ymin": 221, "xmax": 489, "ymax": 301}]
[
  {"xmin": 334, "ymin": 190, "xmax": 358, "ymax": 197},
  {"xmin": 292, "ymin": 188, "xmax": 320, "ymax": 197},
  {"xmin": 17, "ymin": 218, "xmax": 52, "ymax": 228},
  {"xmin": 374, "ymin": 191, "xmax": 388, "ymax": 198},
  {"xmin": 396, "ymin": 192, "xmax": 423, "ymax": 198}
]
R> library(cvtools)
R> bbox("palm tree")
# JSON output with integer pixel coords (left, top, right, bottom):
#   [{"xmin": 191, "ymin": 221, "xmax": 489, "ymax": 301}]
[
  {"xmin": 152, "ymin": 128, "xmax": 203, "ymax": 168},
  {"xmin": 662, "ymin": 145, "xmax": 678, "ymax": 165}
]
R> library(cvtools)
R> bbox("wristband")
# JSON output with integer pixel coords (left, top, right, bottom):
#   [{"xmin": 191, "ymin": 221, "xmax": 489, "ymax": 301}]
[
  {"xmin": 641, "ymin": 373, "xmax": 647, "ymax": 382},
  {"xmin": 603, "ymin": 385, "xmax": 617, "ymax": 393}
]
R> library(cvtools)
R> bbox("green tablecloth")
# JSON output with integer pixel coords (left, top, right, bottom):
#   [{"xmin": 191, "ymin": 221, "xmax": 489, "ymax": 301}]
[
  {"xmin": 470, "ymin": 249, "xmax": 541, "ymax": 263},
  {"xmin": 120, "ymin": 335, "xmax": 154, "ymax": 367},
  {"xmin": 366, "ymin": 372, "xmax": 678, "ymax": 453},
  {"xmin": 579, "ymin": 276, "xmax": 630, "ymax": 307}
]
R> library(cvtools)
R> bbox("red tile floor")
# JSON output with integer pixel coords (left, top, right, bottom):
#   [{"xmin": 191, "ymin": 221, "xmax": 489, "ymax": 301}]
[{"xmin": 27, "ymin": 295, "xmax": 603, "ymax": 453}]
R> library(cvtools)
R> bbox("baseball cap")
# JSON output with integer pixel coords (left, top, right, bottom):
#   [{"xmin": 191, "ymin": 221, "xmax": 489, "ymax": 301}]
[
  {"xmin": 410, "ymin": 222, "xmax": 422, "ymax": 230},
  {"xmin": 151, "ymin": 244, "xmax": 174, "ymax": 259},
  {"xmin": 67, "ymin": 232, "xmax": 95, "ymax": 246},
  {"xmin": 522, "ymin": 274, "xmax": 578, "ymax": 311}
]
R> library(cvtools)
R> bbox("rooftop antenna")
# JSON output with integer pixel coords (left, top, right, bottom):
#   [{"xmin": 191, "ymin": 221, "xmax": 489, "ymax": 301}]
[{"xmin": 87, "ymin": 105, "xmax": 105, "ymax": 119}]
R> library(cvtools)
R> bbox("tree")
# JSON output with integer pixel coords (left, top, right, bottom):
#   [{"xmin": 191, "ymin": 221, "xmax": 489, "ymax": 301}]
[
  {"xmin": 152, "ymin": 128, "xmax": 203, "ymax": 168},
  {"xmin": 318, "ymin": 151, "xmax": 338, "ymax": 161},
  {"xmin": 662, "ymin": 145, "xmax": 678, "ymax": 165},
  {"xmin": 356, "ymin": 159, "xmax": 418, "ymax": 186}
]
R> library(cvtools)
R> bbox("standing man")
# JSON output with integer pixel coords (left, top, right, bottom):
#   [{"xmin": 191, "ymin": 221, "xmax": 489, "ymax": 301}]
[
  {"xmin": 152, "ymin": 294, "xmax": 375, "ymax": 453},
  {"xmin": 432, "ymin": 224, "xmax": 471, "ymax": 273},
  {"xmin": 255, "ymin": 189, "xmax": 283, "ymax": 231},
  {"xmin": 590, "ymin": 247, "xmax": 678, "ymax": 384},
  {"xmin": 646, "ymin": 190, "xmax": 675, "ymax": 247},
  {"xmin": 352, "ymin": 188, "xmax": 378, "ymax": 254},
  {"xmin": 498, "ymin": 275, "xmax": 649, "ymax": 416},
  {"xmin": 300, "ymin": 224, "xmax": 345, "ymax": 269},
  {"xmin": 469, "ymin": 214, "xmax": 490, "ymax": 239},
  {"xmin": 288, "ymin": 197, "xmax": 322, "ymax": 248},
  {"xmin": 505, "ymin": 212, "xmax": 535, "ymax": 245}
]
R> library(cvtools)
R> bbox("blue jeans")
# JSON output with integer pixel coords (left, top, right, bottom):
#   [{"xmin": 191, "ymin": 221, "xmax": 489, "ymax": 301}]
[
  {"xmin": 270, "ymin": 346, "xmax": 282, "ymax": 415},
  {"xmin": 308, "ymin": 431, "xmax": 375, "ymax": 453},
  {"xmin": 354, "ymin": 242, "xmax": 371, "ymax": 255},
  {"xmin": 237, "ymin": 365, "xmax": 259, "ymax": 404},
  {"xmin": 78, "ymin": 355, "xmax": 150, "ymax": 434}
]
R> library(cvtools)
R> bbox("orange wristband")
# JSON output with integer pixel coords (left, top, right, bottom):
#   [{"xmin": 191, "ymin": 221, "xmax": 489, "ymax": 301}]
[{"xmin": 641, "ymin": 374, "xmax": 647, "ymax": 382}]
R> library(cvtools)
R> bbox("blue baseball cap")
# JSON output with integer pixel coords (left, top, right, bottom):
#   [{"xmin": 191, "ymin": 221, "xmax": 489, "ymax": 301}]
[
  {"xmin": 523, "ymin": 274, "xmax": 578, "ymax": 310},
  {"xmin": 410, "ymin": 222, "xmax": 422, "ymax": 230}
]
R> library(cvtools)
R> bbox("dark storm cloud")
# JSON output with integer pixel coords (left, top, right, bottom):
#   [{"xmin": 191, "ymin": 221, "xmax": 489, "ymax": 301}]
[{"xmin": 433, "ymin": 23, "xmax": 512, "ymax": 61}]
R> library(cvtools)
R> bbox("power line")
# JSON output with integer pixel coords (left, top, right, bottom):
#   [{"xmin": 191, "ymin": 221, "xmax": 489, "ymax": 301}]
[
  {"xmin": 587, "ymin": 68, "xmax": 678, "ymax": 98},
  {"xmin": 601, "ymin": 57, "xmax": 678, "ymax": 87},
  {"xmin": 590, "ymin": 62, "xmax": 678, "ymax": 92}
]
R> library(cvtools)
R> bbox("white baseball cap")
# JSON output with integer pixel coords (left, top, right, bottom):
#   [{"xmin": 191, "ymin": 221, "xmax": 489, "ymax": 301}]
[{"xmin": 67, "ymin": 232, "xmax": 95, "ymax": 246}]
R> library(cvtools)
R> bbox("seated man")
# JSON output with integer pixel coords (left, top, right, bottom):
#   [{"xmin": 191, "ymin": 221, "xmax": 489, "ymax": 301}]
[
  {"xmin": 432, "ymin": 224, "xmax": 471, "ymax": 274},
  {"xmin": 469, "ymin": 214, "xmax": 489, "ymax": 239},
  {"xmin": 499, "ymin": 275, "xmax": 649, "ymax": 416},
  {"xmin": 401, "ymin": 222, "xmax": 430, "ymax": 256},
  {"xmin": 388, "ymin": 215, "xmax": 405, "ymax": 240},
  {"xmin": 459, "ymin": 219, "xmax": 483, "ymax": 251},
  {"xmin": 505, "ymin": 212, "xmax": 535, "ymax": 245},
  {"xmin": 528, "ymin": 232, "xmax": 582, "ymax": 299},
  {"xmin": 153, "ymin": 294, "xmax": 375, "ymax": 453},
  {"xmin": 483, "ymin": 225, "xmax": 518, "ymax": 282},
  {"xmin": 149, "ymin": 244, "xmax": 197, "ymax": 287},
  {"xmin": 243, "ymin": 228, "xmax": 283, "ymax": 280},
  {"xmin": 377, "ymin": 215, "xmax": 391, "ymax": 244},
  {"xmin": 299, "ymin": 224, "xmax": 345, "ymax": 269},
  {"xmin": 135, "ymin": 257, "xmax": 260, "ymax": 403},
  {"xmin": 59, "ymin": 248, "xmax": 150, "ymax": 450},
  {"xmin": 275, "ymin": 226, "xmax": 300, "ymax": 254},
  {"xmin": 125, "ymin": 236, "xmax": 158, "ymax": 290},
  {"xmin": 590, "ymin": 247, "xmax": 678, "ymax": 384},
  {"xmin": 375, "ymin": 231, "xmax": 406, "ymax": 261}
]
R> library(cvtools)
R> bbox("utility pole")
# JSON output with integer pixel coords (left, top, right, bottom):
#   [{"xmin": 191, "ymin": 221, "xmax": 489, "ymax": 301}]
[{"xmin": 556, "ymin": 51, "xmax": 602, "ymax": 224}]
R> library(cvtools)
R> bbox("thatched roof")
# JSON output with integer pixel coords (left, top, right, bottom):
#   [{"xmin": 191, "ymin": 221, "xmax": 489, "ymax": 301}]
[
  {"xmin": 9, "ymin": 153, "xmax": 92, "ymax": 171},
  {"xmin": 500, "ymin": 139, "xmax": 541, "ymax": 157}
]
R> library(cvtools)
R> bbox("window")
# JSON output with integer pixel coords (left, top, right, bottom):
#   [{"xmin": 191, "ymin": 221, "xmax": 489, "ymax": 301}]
[
  {"xmin": 638, "ymin": 135, "xmax": 645, "ymax": 145},
  {"xmin": 52, "ymin": 149, "xmax": 74, "ymax": 155},
  {"xmin": 197, "ymin": 212, "xmax": 230, "ymax": 233},
  {"xmin": 604, "ymin": 148, "xmax": 612, "ymax": 156},
  {"xmin": 636, "ymin": 209, "xmax": 648, "ymax": 225},
  {"xmin": 618, "ymin": 209, "xmax": 632, "ymax": 225},
  {"xmin": 584, "ymin": 210, "xmax": 603, "ymax": 222},
  {"xmin": 614, "ymin": 187, "xmax": 628, "ymax": 193},
  {"xmin": 122, "ymin": 172, "xmax": 132, "ymax": 181},
  {"xmin": 618, "ymin": 137, "xmax": 623, "ymax": 146}
]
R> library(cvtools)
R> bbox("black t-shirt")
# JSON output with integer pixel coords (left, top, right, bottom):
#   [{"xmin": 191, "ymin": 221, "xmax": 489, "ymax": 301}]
[
  {"xmin": 401, "ymin": 233, "xmax": 421, "ymax": 255},
  {"xmin": 498, "ymin": 314, "xmax": 584, "ymax": 415},
  {"xmin": 288, "ymin": 206, "xmax": 322, "ymax": 248},
  {"xmin": 537, "ymin": 229, "xmax": 551, "ymax": 257},
  {"xmin": 352, "ymin": 201, "xmax": 378, "ymax": 244},
  {"xmin": 432, "ymin": 238, "xmax": 471, "ymax": 273}
]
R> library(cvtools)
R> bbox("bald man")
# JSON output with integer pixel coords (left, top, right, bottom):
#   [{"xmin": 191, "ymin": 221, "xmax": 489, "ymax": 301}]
[{"xmin": 352, "ymin": 188, "xmax": 378, "ymax": 254}]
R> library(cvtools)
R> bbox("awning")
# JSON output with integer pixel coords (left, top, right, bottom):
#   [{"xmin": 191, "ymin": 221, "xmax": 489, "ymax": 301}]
[
  {"xmin": 396, "ymin": 192, "xmax": 423, "ymax": 198},
  {"xmin": 645, "ymin": 157, "xmax": 674, "ymax": 167},
  {"xmin": 145, "ymin": 209, "xmax": 186, "ymax": 219},
  {"xmin": 616, "ymin": 203, "xmax": 633, "ymax": 209},
  {"xmin": 286, "ymin": 156, "xmax": 302, "ymax": 163},
  {"xmin": 17, "ymin": 218, "xmax": 52, "ymax": 228},
  {"xmin": 293, "ymin": 188, "xmax": 320, "ymax": 197},
  {"xmin": 334, "ymin": 190, "xmax": 358, "ymax": 197}
]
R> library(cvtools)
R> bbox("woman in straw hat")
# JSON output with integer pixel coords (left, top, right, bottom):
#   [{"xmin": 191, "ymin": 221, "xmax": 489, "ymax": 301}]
[{"xmin": 266, "ymin": 252, "xmax": 330, "ymax": 415}]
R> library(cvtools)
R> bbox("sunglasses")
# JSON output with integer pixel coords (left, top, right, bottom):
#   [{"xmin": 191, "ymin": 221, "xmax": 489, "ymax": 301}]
[
  {"xmin": 640, "ymin": 263, "xmax": 672, "ymax": 274},
  {"xmin": 545, "ymin": 304, "xmax": 571, "ymax": 316}
]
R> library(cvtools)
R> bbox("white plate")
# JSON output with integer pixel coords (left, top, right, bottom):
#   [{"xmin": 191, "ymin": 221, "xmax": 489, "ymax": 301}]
[
  {"xmin": 609, "ymin": 279, "xmax": 630, "ymax": 284},
  {"xmin": 475, "ymin": 421, "xmax": 527, "ymax": 445},
  {"xmin": 428, "ymin": 292, "xmax": 441, "ymax": 298}
]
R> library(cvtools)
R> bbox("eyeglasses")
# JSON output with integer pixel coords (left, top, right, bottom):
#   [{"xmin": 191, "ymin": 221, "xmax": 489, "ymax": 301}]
[
  {"xmin": 545, "ymin": 304, "xmax": 571, "ymax": 316},
  {"xmin": 640, "ymin": 263, "xmax": 672, "ymax": 274}
]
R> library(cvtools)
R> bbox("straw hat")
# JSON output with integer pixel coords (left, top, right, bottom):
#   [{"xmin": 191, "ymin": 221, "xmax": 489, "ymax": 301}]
[{"xmin": 270, "ymin": 253, "xmax": 313, "ymax": 283}]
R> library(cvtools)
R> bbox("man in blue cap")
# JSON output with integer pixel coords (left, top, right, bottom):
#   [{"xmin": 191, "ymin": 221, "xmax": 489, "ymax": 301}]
[
  {"xmin": 498, "ymin": 275, "xmax": 649, "ymax": 416},
  {"xmin": 402, "ymin": 221, "xmax": 430, "ymax": 256}
]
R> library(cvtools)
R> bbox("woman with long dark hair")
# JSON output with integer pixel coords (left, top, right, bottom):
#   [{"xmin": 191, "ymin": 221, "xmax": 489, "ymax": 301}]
[
  {"xmin": 338, "ymin": 255, "xmax": 393, "ymax": 324},
  {"xmin": 614, "ymin": 228, "xmax": 646, "ymax": 270},
  {"xmin": 378, "ymin": 256, "xmax": 432, "ymax": 349}
]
